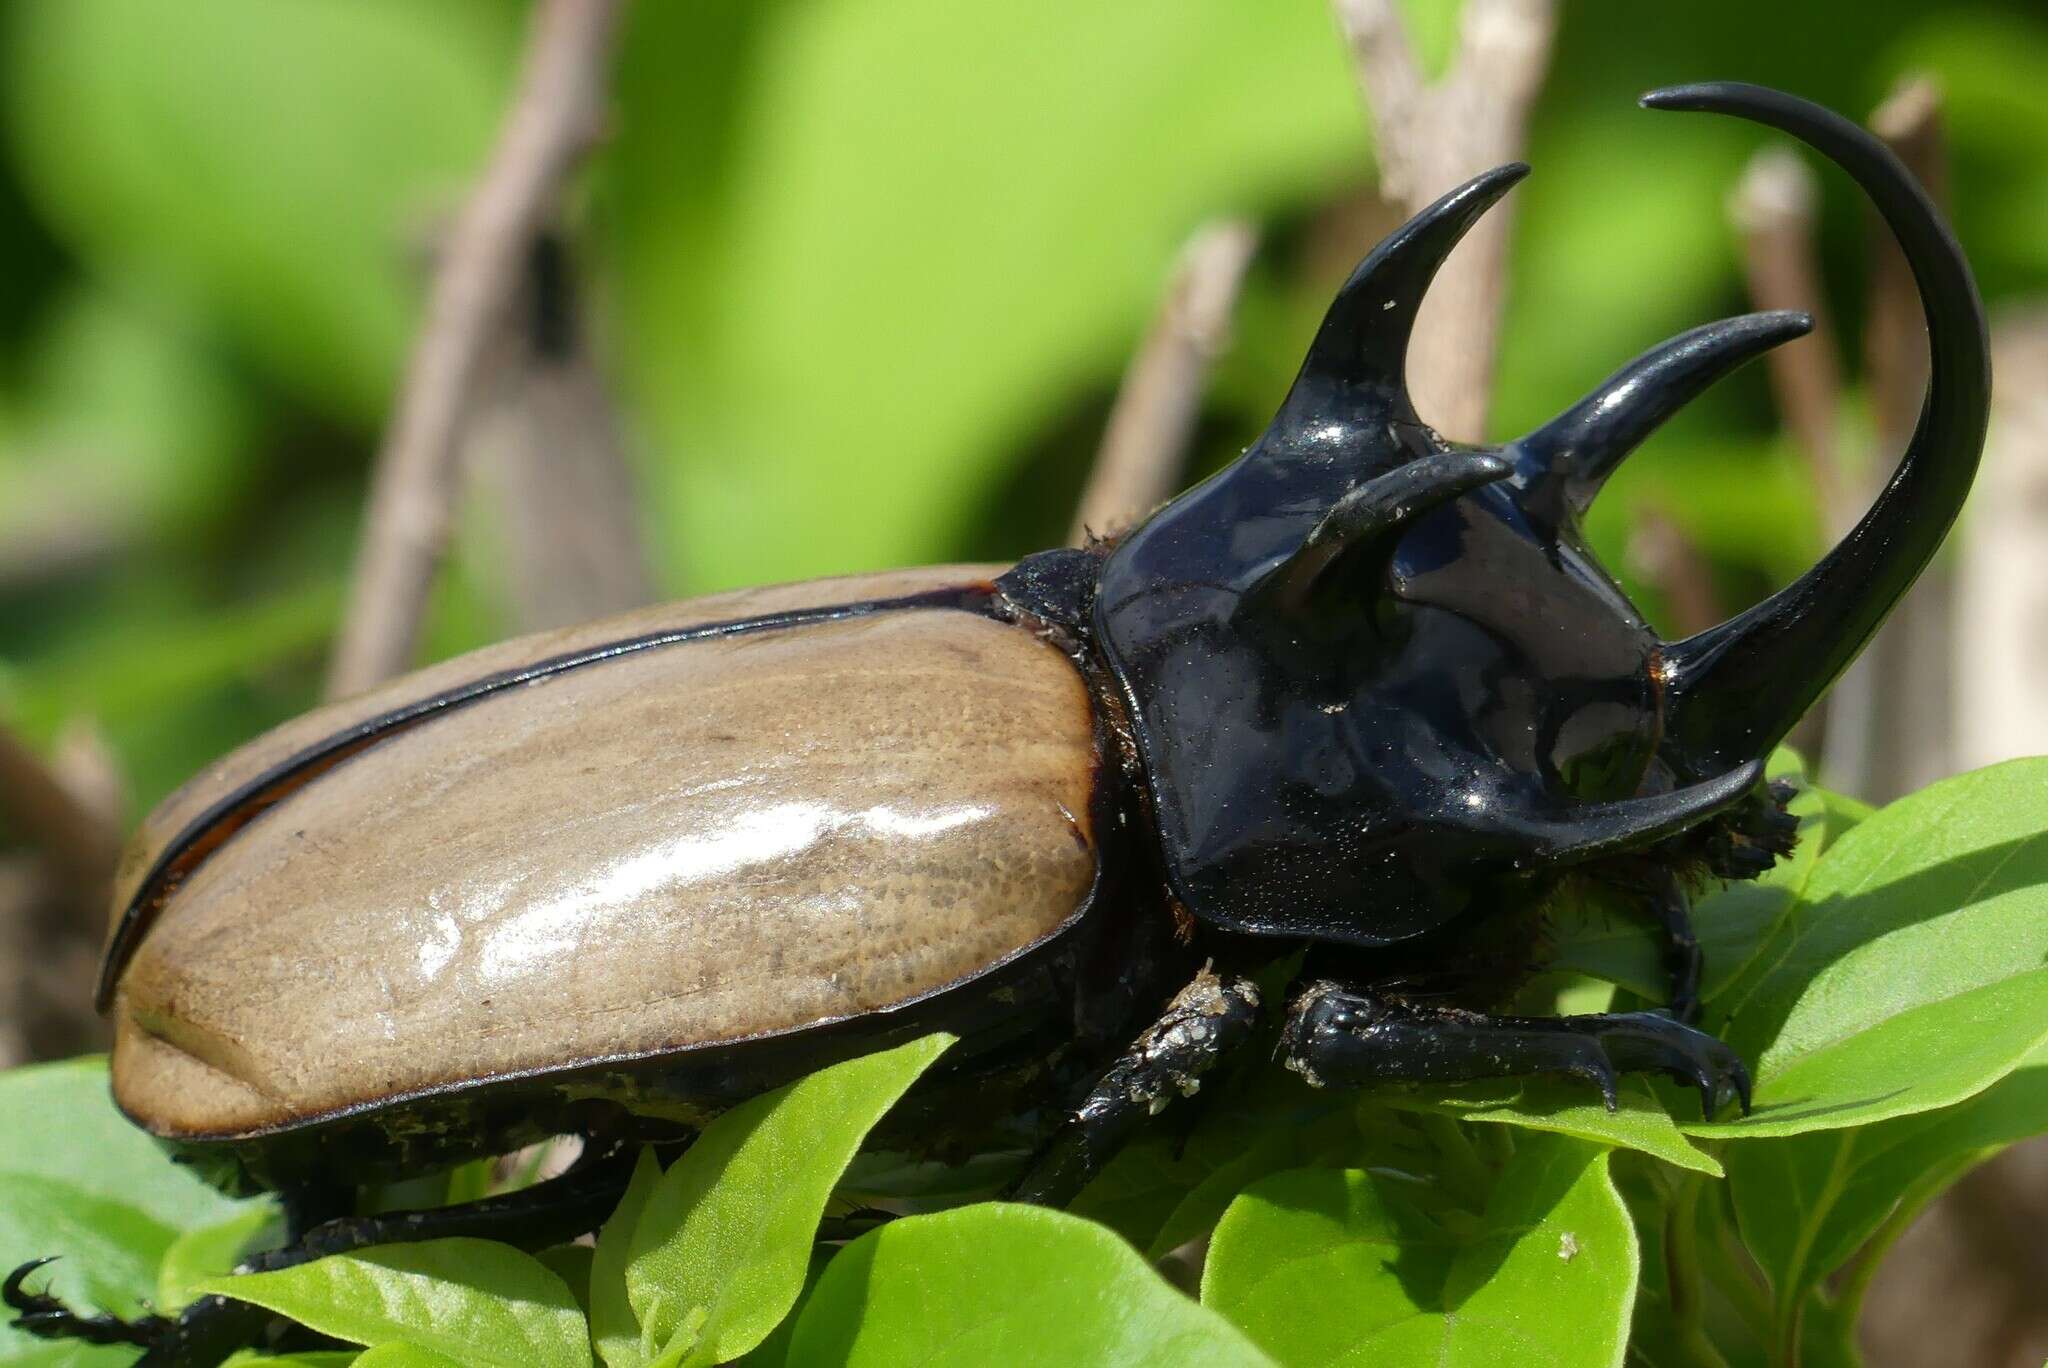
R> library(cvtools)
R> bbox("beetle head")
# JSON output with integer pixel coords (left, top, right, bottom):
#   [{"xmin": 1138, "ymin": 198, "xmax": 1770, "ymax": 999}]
[{"xmin": 1091, "ymin": 84, "xmax": 1987, "ymax": 946}]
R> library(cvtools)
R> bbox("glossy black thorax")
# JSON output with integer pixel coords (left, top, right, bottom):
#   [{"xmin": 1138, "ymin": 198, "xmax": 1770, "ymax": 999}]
[{"xmin": 1092, "ymin": 431, "xmax": 1662, "ymax": 948}]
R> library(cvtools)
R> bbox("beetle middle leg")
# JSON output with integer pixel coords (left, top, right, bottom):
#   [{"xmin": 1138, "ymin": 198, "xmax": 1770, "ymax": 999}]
[
  {"xmin": 1006, "ymin": 966, "xmax": 1263, "ymax": 1208},
  {"xmin": 1278, "ymin": 979, "xmax": 1750, "ymax": 1119}
]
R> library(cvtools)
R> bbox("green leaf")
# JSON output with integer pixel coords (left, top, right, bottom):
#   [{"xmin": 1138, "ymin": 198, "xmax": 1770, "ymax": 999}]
[
  {"xmin": 0, "ymin": 1057, "xmax": 244, "ymax": 1229},
  {"xmin": 727, "ymin": 1252, "xmax": 829, "ymax": 1368},
  {"xmin": 1695, "ymin": 759, "xmax": 2048, "ymax": 1137},
  {"xmin": 1370, "ymin": 1078, "xmax": 1723, "ymax": 1177},
  {"xmin": 624, "ymin": 1033, "xmax": 955, "ymax": 1367},
  {"xmin": 1202, "ymin": 1136, "xmax": 1637, "ymax": 1368},
  {"xmin": 1146, "ymin": 1111, "xmax": 1362, "ymax": 1262},
  {"xmin": 157, "ymin": 1202, "xmax": 279, "ymax": 1312},
  {"xmin": 592, "ymin": 1148, "xmax": 663, "ymax": 1368},
  {"xmin": 4, "ymin": 0, "xmax": 518, "ymax": 420},
  {"xmin": 606, "ymin": 0, "xmax": 1367, "ymax": 592},
  {"xmin": 0, "ymin": 1058, "xmax": 258, "ymax": 1353},
  {"xmin": 221, "ymin": 1354, "xmax": 359, "ymax": 1368},
  {"xmin": 192, "ymin": 1238, "xmax": 590, "ymax": 1368},
  {"xmin": 790, "ymin": 1204, "xmax": 1269, "ymax": 1367},
  {"xmin": 535, "ymin": 1245, "xmax": 596, "ymax": 1320},
  {"xmin": 0, "ymin": 1174, "xmax": 177, "ymax": 1322},
  {"xmin": 1726, "ymin": 1044, "xmax": 2048, "ymax": 1319},
  {"xmin": 350, "ymin": 1347, "xmax": 464, "ymax": 1368}
]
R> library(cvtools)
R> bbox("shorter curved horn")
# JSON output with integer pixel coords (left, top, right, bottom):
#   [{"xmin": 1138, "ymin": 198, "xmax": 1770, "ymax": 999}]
[
  {"xmin": 1513, "ymin": 311, "xmax": 1813, "ymax": 523},
  {"xmin": 1252, "ymin": 452, "xmax": 1512, "ymax": 616},
  {"xmin": 1503, "ymin": 760, "xmax": 1765, "ymax": 866},
  {"xmin": 1272, "ymin": 164, "xmax": 1528, "ymax": 434}
]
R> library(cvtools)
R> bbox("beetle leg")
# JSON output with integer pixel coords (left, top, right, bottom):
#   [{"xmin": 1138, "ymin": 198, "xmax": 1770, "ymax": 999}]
[
  {"xmin": 252, "ymin": 1144, "xmax": 635, "ymax": 1268},
  {"xmin": 1596, "ymin": 864, "xmax": 1704, "ymax": 1023},
  {"xmin": 1278, "ymin": 980, "xmax": 1750, "ymax": 1119},
  {"xmin": 3, "ymin": 1259, "xmax": 171, "ymax": 1348},
  {"xmin": 1007, "ymin": 967, "xmax": 1263, "ymax": 1208},
  {"xmin": 1641, "ymin": 868, "xmax": 1703, "ymax": 1024}
]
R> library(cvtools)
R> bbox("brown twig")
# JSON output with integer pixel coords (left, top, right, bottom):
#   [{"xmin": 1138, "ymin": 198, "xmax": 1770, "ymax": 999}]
[
  {"xmin": 1730, "ymin": 146, "xmax": 1851, "ymax": 529},
  {"xmin": 1625, "ymin": 507, "xmax": 1723, "ymax": 639},
  {"xmin": 1953, "ymin": 308, "xmax": 2048, "ymax": 773},
  {"xmin": 473, "ymin": 235, "xmax": 655, "ymax": 630},
  {"xmin": 1810, "ymin": 79, "xmax": 1953, "ymax": 798},
  {"xmin": 0, "ymin": 720, "xmax": 123, "ymax": 1063},
  {"xmin": 326, "ymin": 0, "xmax": 625, "ymax": 699},
  {"xmin": 1069, "ymin": 221, "xmax": 1258, "ymax": 545},
  {"xmin": 1329, "ymin": 0, "xmax": 1556, "ymax": 442},
  {"xmin": 0, "ymin": 722, "xmax": 119, "ymax": 894}
]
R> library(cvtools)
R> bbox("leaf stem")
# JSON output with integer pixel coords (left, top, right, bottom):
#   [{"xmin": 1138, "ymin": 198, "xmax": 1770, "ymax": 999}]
[
  {"xmin": 1662, "ymin": 1173, "xmax": 1733, "ymax": 1368},
  {"xmin": 1416, "ymin": 1113, "xmax": 1495, "ymax": 1207}
]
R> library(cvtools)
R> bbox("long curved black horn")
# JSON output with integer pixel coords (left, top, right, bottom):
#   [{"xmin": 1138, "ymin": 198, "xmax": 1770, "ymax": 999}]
[
  {"xmin": 1513, "ymin": 311, "xmax": 1813, "ymax": 524},
  {"xmin": 1252, "ymin": 452, "xmax": 1512, "ymax": 615},
  {"xmin": 1270, "ymin": 164, "xmax": 1528, "ymax": 435},
  {"xmin": 1649, "ymin": 83, "xmax": 1990, "ymax": 772}
]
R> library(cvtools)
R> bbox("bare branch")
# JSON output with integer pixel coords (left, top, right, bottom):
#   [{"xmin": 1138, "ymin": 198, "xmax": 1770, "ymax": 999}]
[
  {"xmin": 1070, "ymin": 220, "xmax": 1258, "ymax": 545},
  {"xmin": 1730, "ymin": 146, "xmax": 1851, "ymax": 529},
  {"xmin": 327, "ymin": 0, "xmax": 625, "ymax": 699},
  {"xmin": 0, "ymin": 722, "xmax": 119, "ymax": 895},
  {"xmin": 473, "ymin": 235, "xmax": 655, "ymax": 631},
  {"xmin": 1814, "ymin": 78, "xmax": 1954, "ymax": 799},
  {"xmin": 1329, "ymin": 0, "xmax": 1555, "ymax": 442},
  {"xmin": 1953, "ymin": 308, "xmax": 2048, "ymax": 774},
  {"xmin": 1865, "ymin": 77, "xmax": 1946, "ymax": 452},
  {"xmin": 1625, "ymin": 506, "xmax": 1722, "ymax": 639}
]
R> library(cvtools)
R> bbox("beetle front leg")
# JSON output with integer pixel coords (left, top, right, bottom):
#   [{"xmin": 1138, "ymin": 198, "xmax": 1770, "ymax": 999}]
[
  {"xmin": 1278, "ymin": 980, "xmax": 1750, "ymax": 1118},
  {"xmin": 1007, "ymin": 967, "xmax": 1262, "ymax": 1208}
]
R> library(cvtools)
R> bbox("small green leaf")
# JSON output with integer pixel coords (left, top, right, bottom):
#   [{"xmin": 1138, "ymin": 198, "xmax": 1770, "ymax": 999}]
[
  {"xmin": 350, "ymin": 1346, "xmax": 465, "ymax": 1368},
  {"xmin": 221, "ymin": 1353, "xmax": 359, "ymax": 1367},
  {"xmin": 535, "ymin": 1244, "xmax": 596, "ymax": 1319},
  {"xmin": 1203, "ymin": 1135, "xmax": 1637, "ymax": 1367},
  {"xmin": 1695, "ymin": 759, "xmax": 2048, "ymax": 1137},
  {"xmin": 791, "ymin": 1204, "xmax": 1269, "ymax": 1366},
  {"xmin": 592, "ymin": 1148, "xmax": 662, "ymax": 1368},
  {"xmin": 1727, "ymin": 1045, "xmax": 2048, "ymax": 1317},
  {"xmin": 624, "ymin": 1033, "xmax": 955, "ymax": 1367},
  {"xmin": 0, "ymin": 1057, "xmax": 244, "ymax": 1230},
  {"xmin": 1145, "ymin": 1110, "xmax": 1364, "ymax": 1261},
  {"xmin": 193, "ymin": 1238, "xmax": 590, "ymax": 1368},
  {"xmin": 0, "ymin": 1174, "xmax": 178, "ymax": 1321},
  {"xmin": 158, "ymin": 1202, "xmax": 279, "ymax": 1311},
  {"xmin": 1370, "ymin": 1078, "xmax": 1723, "ymax": 1177}
]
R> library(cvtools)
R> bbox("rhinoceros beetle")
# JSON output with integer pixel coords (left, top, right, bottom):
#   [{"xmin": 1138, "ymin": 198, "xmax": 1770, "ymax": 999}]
[{"xmin": 9, "ymin": 82, "xmax": 1988, "ymax": 1365}]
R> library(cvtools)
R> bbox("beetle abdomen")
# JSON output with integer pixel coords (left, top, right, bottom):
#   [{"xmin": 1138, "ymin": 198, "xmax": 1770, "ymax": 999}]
[{"xmin": 110, "ymin": 584, "xmax": 1100, "ymax": 1141}]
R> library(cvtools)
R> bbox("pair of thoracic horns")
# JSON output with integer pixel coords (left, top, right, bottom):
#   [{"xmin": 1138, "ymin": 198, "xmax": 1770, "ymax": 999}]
[{"xmin": 1261, "ymin": 82, "xmax": 1989, "ymax": 772}]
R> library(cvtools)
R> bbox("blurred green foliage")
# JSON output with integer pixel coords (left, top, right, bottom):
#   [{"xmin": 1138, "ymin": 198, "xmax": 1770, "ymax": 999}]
[{"xmin": 0, "ymin": 0, "xmax": 2045, "ymax": 819}]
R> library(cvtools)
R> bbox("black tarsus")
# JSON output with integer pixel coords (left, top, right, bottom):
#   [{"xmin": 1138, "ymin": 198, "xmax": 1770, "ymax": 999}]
[
  {"xmin": 1279, "ymin": 981, "xmax": 1752, "ymax": 1119},
  {"xmin": 4, "ymin": 1257, "xmax": 171, "ymax": 1348}
]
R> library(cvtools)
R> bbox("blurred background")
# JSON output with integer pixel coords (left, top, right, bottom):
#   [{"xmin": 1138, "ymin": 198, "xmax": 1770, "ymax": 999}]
[{"xmin": 0, "ymin": 0, "xmax": 2044, "ymax": 1361}]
